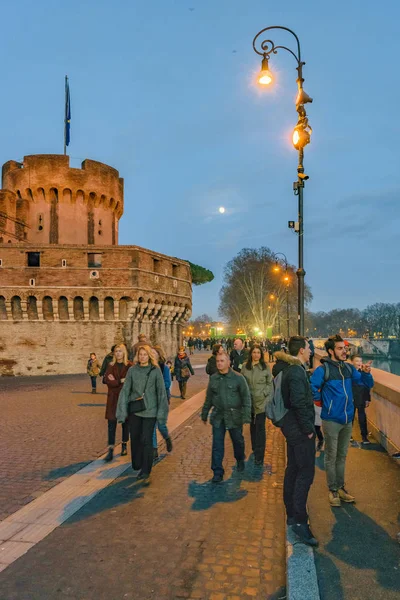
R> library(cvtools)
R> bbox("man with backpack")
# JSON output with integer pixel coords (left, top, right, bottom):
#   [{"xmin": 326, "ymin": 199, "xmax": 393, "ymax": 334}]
[
  {"xmin": 310, "ymin": 334, "xmax": 374, "ymax": 507},
  {"xmin": 272, "ymin": 336, "xmax": 317, "ymax": 546}
]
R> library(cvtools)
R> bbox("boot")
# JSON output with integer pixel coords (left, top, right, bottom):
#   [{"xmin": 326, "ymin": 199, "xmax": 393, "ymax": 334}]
[
  {"xmin": 104, "ymin": 447, "xmax": 114, "ymax": 462},
  {"xmin": 153, "ymin": 448, "xmax": 159, "ymax": 462},
  {"xmin": 92, "ymin": 389, "xmax": 96, "ymax": 394},
  {"xmin": 166, "ymin": 437, "xmax": 173, "ymax": 453},
  {"xmin": 121, "ymin": 442, "xmax": 127, "ymax": 456}
]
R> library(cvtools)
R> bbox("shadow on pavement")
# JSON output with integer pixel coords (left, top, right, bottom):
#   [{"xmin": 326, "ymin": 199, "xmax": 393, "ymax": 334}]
[
  {"xmin": 78, "ymin": 403, "xmax": 106, "ymax": 407},
  {"xmin": 314, "ymin": 551, "xmax": 344, "ymax": 600},
  {"xmin": 46, "ymin": 462, "xmax": 90, "ymax": 480},
  {"xmin": 325, "ymin": 504, "xmax": 400, "ymax": 594},
  {"xmin": 315, "ymin": 449, "xmax": 326, "ymax": 471},
  {"xmin": 62, "ymin": 473, "xmax": 144, "ymax": 523},
  {"xmin": 267, "ymin": 585, "xmax": 287, "ymax": 600},
  {"xmin": 71, "ymin": 391, "xmax": 107, "ymax": 395},
  {"xmin": 188, "ymin": 474, "xmax": 248, "ymax": 511}
]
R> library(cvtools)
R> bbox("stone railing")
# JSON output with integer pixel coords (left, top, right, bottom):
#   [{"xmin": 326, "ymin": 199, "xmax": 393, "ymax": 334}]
[{"xmin": 314, "ymin": 350, "xmax": 400, "ymax": 453}]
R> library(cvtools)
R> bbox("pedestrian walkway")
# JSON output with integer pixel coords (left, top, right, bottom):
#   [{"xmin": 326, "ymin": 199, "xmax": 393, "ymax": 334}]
[
  {"xmin": 0, "ymin": 415, "xmax": 286, "ymax": 599},
  {"xmin": 308, "ymin": 431, "xmax": 400, "ymax": 600}
]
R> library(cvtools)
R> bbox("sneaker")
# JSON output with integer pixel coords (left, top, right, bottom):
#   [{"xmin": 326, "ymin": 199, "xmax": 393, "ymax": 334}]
[
  {"xmin": 291, "ymin": 523, "xmax": 319, "ymax": 547},
  {"xmin": 317, "ymin": 440, "xmax": 324, "ymax": 451},
  {"xmin": 361, "ymin": 437, "xmax": 371, "ymax": 445},
  {"xmin": 254, "ymin": 458, "xmax": 263, "ymax": 466},
  {"xmin": 166, "ymin": 437, "xmax": 173, "ymax": 453},
  {"xmin": 121, "ymin": 442, "xmax": 127, "ymax": 456},
  {"xmin": 212, "ymin": 473, "xmax": 224, "ymax": 484},
  {"xmin": 329, "ymin": 491, "xmax": 341, "ymax": 507},
  {"xmin": 136, "ymin": 472, "xmax": 150, "ymax": 484},
  {"xmin": 236, "ymin": 460, "xmax": 245, "ymax": 472},
  {"xmin": 338, "ymin": 487, "xmax": 355, "ymax": 503}
]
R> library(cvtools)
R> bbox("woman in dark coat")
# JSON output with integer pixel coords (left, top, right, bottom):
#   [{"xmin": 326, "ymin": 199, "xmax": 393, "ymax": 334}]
[
  {"xmin": 174, "ymin": 346, "xmax": 195, "ymax": 399},
  {"xmin": 104, "ymin": 344, "xmax": 132, "ymax": 462}
]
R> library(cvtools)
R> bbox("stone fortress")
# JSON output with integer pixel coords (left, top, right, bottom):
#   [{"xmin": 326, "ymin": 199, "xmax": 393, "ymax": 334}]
[{"xmin": 0, "ymin": 154, "xmax": 192, "ymax": 376}]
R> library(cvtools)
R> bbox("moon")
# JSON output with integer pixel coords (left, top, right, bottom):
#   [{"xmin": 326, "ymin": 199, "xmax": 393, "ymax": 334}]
[{"xmin": 218, "ymin": 206, "xmax": 226, "ymax": 214}]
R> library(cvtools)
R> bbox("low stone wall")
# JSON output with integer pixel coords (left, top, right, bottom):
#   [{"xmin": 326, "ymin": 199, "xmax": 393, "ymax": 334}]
[
  {"xmin": 314, "ymin": 351, "xmax": 400, "ymax": 453},
  {"xmin": 0, "ymin": 320, "xmax": 182, "ymax": 376}
]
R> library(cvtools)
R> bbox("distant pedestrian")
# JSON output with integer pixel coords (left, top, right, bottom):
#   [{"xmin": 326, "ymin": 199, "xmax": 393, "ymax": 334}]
[
  {"xmin": 188, "ymin": 337, "xmax": 195, "ymax": 355},
  {"xmin": 87, "ymin": 352, "xmax": 100, "ymax": 394},
  {"xmin": 100, "ymin": 345, "xmax": 116, "ymax": 380},
  {"xmin": 206, "ymin": 344, "xmax": 224, "ymax": 377},
  {"xmin": 130, "ymin": 333, "xmax": 148, "ymax": 361},
  {"xmin": 201, "ymin": 352, "xmax": 251, "ymax": 483},
  {"xmin": 152, "ymin": 345, "xmax": 173, "ymax": 460},
  {"xmin": 241, "ymin": 344, "xmax": 273, "ymax": 466},
  {"xmin": 103, "ymin": 344, "xmax": 132, "ymax": 462},
  {"xmin": 308, "ymin": 338, "xmax": 315, "ymax": 369},
  {"xmin": 314, "ymin": 402, "xmax": 324, "ymax": 452},
  {"xmin": 350, "ymin": 355, "xmax": 372, "ymax": 445},
  {"xmin": 311, "ymin": 335, "xmax": 373, "ymax": 507},
  {"xmin": 174, "ymin": 347, "xmax": 195, "ymax": 399},
  {"xmin": 166, "ymin": 360, "xmax": 174, "ymax": 380},
  {"xmin": 229, "ymin": 338, "xmax": 249, "ymax": 373},
  {"xmin": 116, "ymin": 344, "xmax": 169, "ymax": 483},
  {"xmin": 272, "ymin": 337, "xmax": 318, "ymax": 547}
]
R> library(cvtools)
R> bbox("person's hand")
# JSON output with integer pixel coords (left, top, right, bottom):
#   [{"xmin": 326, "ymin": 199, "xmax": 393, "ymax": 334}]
[
  {"xmin": 308, "ymin": 433, "xmax": 314, "ymax": 439},
  {"xmin": 120, "ymin": 378, "xmax": 125, "ymax": 383},
  {"xmin": 362, "ymin": 361, "xmax": 372, "ymax": 373},
  {"xmin": 108, "ymin": 374, "xmax": 115, "ymax": 381},
  {"xmin": 365, "ymin": 401, "xmax": 370, "ymax": 407}
]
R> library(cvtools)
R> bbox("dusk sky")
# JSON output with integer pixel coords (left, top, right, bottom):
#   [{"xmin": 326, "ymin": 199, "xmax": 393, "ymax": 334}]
[{"xmin": 1, "ymin": 1, "xmax": 399, "ymax": 319}]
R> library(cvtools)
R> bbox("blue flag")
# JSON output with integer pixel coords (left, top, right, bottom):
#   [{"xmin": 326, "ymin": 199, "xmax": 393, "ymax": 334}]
[{"xmin": 65, "ymin": 77, "xmax": 71, "ymax": 147}]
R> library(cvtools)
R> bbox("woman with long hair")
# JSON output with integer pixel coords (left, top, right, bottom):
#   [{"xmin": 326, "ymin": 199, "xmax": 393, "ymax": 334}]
[
  {"xmin": 174, "ymin": 346, "xmax": 194, "ymax": 399},
  {"xmin": 241, "ymin": 344, "xmax": 273, "ymax": 466},
  {"xmin": 104, "ymin": 344, "xmax": 132, "ymax": 462},
  {"xmin": 152, "ymin": 345, "xmax": 173, "ymax": 459},
  {"xmin": 117, "ymin": 344, "xmax": 169, "ymax": 482},
  {"xmin": 206, "ymin": 343, "xmax": 224, "ymax": 377}
]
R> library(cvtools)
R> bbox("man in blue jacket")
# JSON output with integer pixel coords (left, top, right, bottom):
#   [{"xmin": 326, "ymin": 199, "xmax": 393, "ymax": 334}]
[{"xmin": 311, "ymin": 334, "xmax": 373, "ymax": 507}]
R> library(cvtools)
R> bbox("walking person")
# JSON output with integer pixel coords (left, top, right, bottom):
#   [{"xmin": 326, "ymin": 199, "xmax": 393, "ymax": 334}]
[
  {"xmin": 201, "ymin": 352, "xmax": 251, "ymax": 483},
  {"xmin": 311, "ymin": 335, "xmax": 373, "ymax": 507},
  {"xmin": 174, "ymin": 346, "xmax": 194, "ymax": 399},
  {"xmin": 100, "ymin": 345, "xmax": 116, "ymax": 380},
  {"xmin": 103, "ymin": 344, "xmax": 131, "ymax": 462},
  {"xmin": 241, "ymin": 344, "xmax": 273, "ymax": 466},
  {"xmin": 229, "ymin": 338, "xmax": 249, "ymax": 373},
  {"xmin": 272, "ymin": 336, "xmax": 318, "ymax": 546},
  {"xmin": 87, "ymin": 352, "xmax": 101, "ymax": 394},
  {"xmin": 152, "ymin": 345, "xmax": 173, "ymax": 460},
  {"xmin": 206, "ymin": 343, "xmax": 224, "ymax": 377},
  {"xmin": 350, "ymin": 355, "xmax": 372, "ymax": 445},
  {"xmin": 116, "ymin": 344, "xmax": 169, "ymax": 483},
  {"xmin": 130, "ymin": 333, "xmax": 148, "ymax": 361}
]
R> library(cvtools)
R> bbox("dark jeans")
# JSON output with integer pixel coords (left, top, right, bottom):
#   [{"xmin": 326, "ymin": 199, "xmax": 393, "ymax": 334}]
[
  {"xmin": 178, "ymin": 381, "xmax": 187, "ymax": 398},
  {"xmin": 353, "ymin": 405, "xmax": 368, "ymax": 438},
  {"xmin": 128, "ymin": 414, "xmax": 157, "ymax": 475},
  {"xmin": 108, "ymin": 420, "xmax": 129, "ymax": 446},
  {"xmin": 90, "ymin": 375, "xmax": 97, "ymax": 390},
  {"xmin": 315, "ymin": 425, "xmax": 324, "ymax": 442},
  {"xmin": 284, "ymin": 435, "xmax": 315, "ymax": 524},
  {"xmin": 212, "ymin": 421, "xmax": 245, "ymax": 477},
  {"xmin": 250, "ymin": 413, "xmax": 266, "ymax": 462}
]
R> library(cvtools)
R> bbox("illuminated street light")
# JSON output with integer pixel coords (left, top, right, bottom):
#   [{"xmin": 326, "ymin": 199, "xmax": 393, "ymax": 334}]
[{"xmin": 252, "ymin": 26, "xmax": 313, "ymax": 336}]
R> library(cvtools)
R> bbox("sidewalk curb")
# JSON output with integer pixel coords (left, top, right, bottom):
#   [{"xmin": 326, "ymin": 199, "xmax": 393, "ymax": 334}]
[
  {"xmin": 0, "ymin": 388, "xmax": 206, "ymax": 573},
  {"xmin": 286, "ymin": 527, "xmax": 320, "ymax": 600}
]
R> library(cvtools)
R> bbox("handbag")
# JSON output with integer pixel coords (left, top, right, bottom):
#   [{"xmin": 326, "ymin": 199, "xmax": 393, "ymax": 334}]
[
  {"xmin": 128, "ymin": 367, "xmax": 154, "ymax": 414},
  {"xmin": 180, "ymin": 366, "xmax": 191, "ymax": 379}
]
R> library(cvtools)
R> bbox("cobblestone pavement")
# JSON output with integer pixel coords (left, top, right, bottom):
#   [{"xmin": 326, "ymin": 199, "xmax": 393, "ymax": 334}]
[
  {"xmin": 0, "ymin": 353, "xmax": 209, "ymax": 522},
  {"xmin": 0, "ymin": 411, "xmax": 286, "ymax": 600}
]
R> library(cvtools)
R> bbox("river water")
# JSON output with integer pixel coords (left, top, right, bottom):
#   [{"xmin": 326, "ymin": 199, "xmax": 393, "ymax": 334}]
[{"xmin": 365, "ymin": 357, "xmax": 400, "ymax": 376}]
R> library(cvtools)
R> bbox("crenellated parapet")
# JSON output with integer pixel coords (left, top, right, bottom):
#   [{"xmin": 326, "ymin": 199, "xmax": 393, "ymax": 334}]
[{"xmin": 0, "ymin": 155, "xmax": 124, "ymax": 246}]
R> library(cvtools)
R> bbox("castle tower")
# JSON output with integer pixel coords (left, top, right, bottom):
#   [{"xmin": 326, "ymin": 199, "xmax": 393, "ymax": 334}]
[{"xmin": 0, "ymin": 155, "xmax": 123, "ymax": 245}]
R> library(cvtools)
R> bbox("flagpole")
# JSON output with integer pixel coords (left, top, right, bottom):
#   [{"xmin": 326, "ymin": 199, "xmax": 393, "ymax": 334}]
[{"xmin": 64, "ymin": 75, "xmax": 68, "ymax": 155}]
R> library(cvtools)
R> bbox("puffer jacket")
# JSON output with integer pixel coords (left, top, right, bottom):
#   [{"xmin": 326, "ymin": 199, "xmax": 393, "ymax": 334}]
[
  {"xmin": 241, "ymin": 362, "xmax": 273, "ymax": 414},
  {"xmin": 201, "ymin": 368, "xmax": 251, "ymax": 429},
  {"xmin": 87, "ymin": 358, "xmax": 100, "ymax": 377},
  {"xmin": 311, "ymin": 358, "xmax": 374, "ymax": 425},
  {"xmin": 272, "ymin": 351, "xmax": 315, "ymax": 444},
  {"xmin": 116, "ymin": 364, "xmax": 169, "ymax": 425}
]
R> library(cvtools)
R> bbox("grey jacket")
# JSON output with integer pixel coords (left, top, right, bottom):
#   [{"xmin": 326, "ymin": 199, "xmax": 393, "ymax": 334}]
[{"xmin": 116, "ymin": 364, "xmax": 169, "ymax": 425}]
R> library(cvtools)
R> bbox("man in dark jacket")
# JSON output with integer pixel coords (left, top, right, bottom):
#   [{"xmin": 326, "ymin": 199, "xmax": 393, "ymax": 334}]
[
  {"xmin": 311, "ymin": 335, "xmax": 373, "ymax": 507},
  {"xmin": 229, "ymin": 338, "xmax": 249, "ymax": 373},
  {"xmin": 202, "ymin": 352, "xmax": 251, "ymax": 483},
  {"xmin": 272, "ymin": 336, "xmax": 318, "ymax": 547}
]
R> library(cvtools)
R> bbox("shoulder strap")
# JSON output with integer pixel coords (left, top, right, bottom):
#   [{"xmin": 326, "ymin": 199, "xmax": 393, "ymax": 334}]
[
  {"xmin": 323, "ymin": 362, "xmax": 329, "ymax": 382},
  {"xmin": 142, "ymin": 367, "xmax": 154, "ymax": 397}
]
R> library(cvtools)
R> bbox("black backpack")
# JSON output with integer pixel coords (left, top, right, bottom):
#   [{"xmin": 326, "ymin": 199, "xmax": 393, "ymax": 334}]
[{"xmin": 322, "ymin": 361, "xmax": 353, "ymax": 382}]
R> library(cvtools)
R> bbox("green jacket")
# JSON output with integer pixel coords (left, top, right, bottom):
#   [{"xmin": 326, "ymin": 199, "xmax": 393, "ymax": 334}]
[
  {"xmin": 201, "ymin": 368, "xmax": 252, "ymax": 429},
  {"xmin": 241, "ymin": 362, "xmax": 273, "ymax": 415},
  {"xmin": 116, "ymin": 364, "xmax": 169, "ymax": 425}
]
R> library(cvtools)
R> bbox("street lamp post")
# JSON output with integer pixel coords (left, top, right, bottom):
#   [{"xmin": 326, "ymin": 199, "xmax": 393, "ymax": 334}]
[
  {"xmin": 272, "ymin": 252, "xmax": 290, "ymax": 339},
  {"xmin": 252, "ymin": 26, "xmax": 313, "ymax": 336}
]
